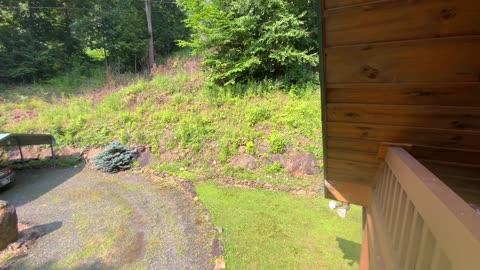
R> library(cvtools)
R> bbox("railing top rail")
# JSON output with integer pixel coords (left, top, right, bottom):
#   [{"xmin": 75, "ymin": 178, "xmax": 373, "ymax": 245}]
[{"xmin": 385, "ymin": 147, "xmax": 480, "ymax": 267}]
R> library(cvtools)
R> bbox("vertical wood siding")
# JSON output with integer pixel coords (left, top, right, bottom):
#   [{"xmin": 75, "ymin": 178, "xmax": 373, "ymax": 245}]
[{"xmin": 322, "ymin": 0, "xmax": 480, "ymax": 206}]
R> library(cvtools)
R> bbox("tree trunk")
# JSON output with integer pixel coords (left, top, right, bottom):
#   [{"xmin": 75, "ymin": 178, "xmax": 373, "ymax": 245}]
[{"xmin": 144, "ymin": 0, "xmax": 155, "ymax": 72}]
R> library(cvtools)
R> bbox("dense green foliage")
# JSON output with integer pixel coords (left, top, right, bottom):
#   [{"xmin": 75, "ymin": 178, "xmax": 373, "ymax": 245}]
[
  {"xmin": 0, "ymin": 0, "xmax": 188, "ymax": 82},
  {"xmin": 92, "ymin": 141, "xmax": 138, "ymax": 173},
  {"xmin": 178, "ymin": 0, "xmax": 319, "ymax": 87}
]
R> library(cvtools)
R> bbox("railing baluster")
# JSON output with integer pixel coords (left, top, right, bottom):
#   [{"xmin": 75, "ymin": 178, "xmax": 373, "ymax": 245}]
[
  {"xmin": 430, "ymin": 243, "xmax": 442, "ymax": 270},
  {"xmin": 392, "ymin": 190, "xmax": 406, "ymax": 251},
  {"xmin": 375, "ymin": 164, "xmax": 386, "ymax": 202},
  {"xmin": 383, "ymin": 170, "xmax": 395, "ymax": 224},
  {"xmin": 386, "ymin": 178, "xmax": 400, "ymax": 233},
  {"xmin": 367, "ymin": 147, "xmax": 480, "ymax": 269},
  {"xmin": 405, "ymin": 212, "xmax": 423, "ymax": 269},
  {"xmin": 398, "ymin": 199, "xmax": 414, "ymax": 268},
  {"xmin": 380, "ymin": 167, "xmax": 391, "ymax": 216},
  {"xmin": 415, "ymin": 227, "xmax": 434, "ymax": 270}
]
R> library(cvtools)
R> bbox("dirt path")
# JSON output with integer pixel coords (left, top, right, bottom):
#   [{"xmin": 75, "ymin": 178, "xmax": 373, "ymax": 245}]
[{"xmin": 0, "ymin": 165, "xmax": 216, "ymax": 270}]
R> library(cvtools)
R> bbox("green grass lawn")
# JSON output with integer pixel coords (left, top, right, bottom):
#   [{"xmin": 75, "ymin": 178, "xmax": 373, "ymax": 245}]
[{"xmin": 196, "ymin": 183, "xmax": 362, "ymax": 270}]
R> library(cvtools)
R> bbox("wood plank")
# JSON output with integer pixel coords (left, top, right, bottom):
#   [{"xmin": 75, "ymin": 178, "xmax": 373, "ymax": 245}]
[
  {"xmin": 327, "ymin": 122, "xmax": 480, "ymax": 149},
  {"xmin": 421, "ymin": 160, "xmax": 480, "ymax": 179},
  {"xmin": 325, "ymin": 0, "xmax": 382, "ymax": 10},
  {"xmin": 329, "ymin": 158, "xmax": 379, "ymax": 172},
  {"xmin": 327, "ymin": 140, "xmax": 480, "ymax": 165},
  {"xmin": 360, "ymin": 221, "xmax": 370, "ymax": 270},
  {"xmin": 327, "ymin": 104, "xmax": 480, "ymax": 130},
  {"xmin": 324, "ymin": 179, "xmax": 372, "ymax": 206},
  {"xmin": 325, "ymin": 36, "xmax": 480, "ymax": 84},
  {"xmin": 326, "ymin": 83, "xmax": 480, "ymax": 106},
  {"xmin": 325, "ymin": 0, "xmax": 480, "ymax": 46},
  {"xmin": 327, "ymin": 137, "xmax": 380, "ymax": 153},
  {"xmin": 327, "ymin": 149, "xmax": 379, "ymax": 163},
  {"xmin": 411, "ymin": 146, "xmax": 480, "ymax": 165},
  {"xmin": 328, "ymin": 169, "xmax": 377, "ymax": 185}
]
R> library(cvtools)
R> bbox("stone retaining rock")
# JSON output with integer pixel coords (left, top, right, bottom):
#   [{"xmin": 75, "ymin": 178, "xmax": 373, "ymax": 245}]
[
  {"xmin": 286, "ymin": 153, "xmax": 321, "ymax": 177},
  {"xmin": 230, "ymin": 155, "xmax": 257, "ymax": 170},
  {"xmin": 0, "ymin": 201, "xmax": 18, "ymax": 250}
]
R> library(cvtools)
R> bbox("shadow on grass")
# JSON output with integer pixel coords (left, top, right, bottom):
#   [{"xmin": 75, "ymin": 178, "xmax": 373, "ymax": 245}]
[{"xmin": 336, "ymin": 236, "xmax": 361, "ymax": 266}]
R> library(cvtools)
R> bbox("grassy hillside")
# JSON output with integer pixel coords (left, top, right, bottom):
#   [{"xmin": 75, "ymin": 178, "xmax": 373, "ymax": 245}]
[
  {"xmin": 0, "ymin": 55, "xmax": 323, "ymax": 189},
  {"xmin": 0, "ymin": 56, "xmax": 364, "ymax": 270}
]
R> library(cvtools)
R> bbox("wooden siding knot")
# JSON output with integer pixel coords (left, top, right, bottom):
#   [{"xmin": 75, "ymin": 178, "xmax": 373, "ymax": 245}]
[
  {"xmin": 450, "ymin": 135, "xmax": 463, "ymax": 141},
  {"xmin": 441, "ymin": 8, "xmax": 457, "ymax": 20},
  {"xmin": 406, "ymin": 90, "xmax": 433, "ymax": 97},
  {"xmin": 361, "ymin": 65, "xmax": 379, "ymax": 80},
  {"xmin": 344, "ymin": 112, "xmax": 360, "ymax": 118},
  {"xmin": 451, "ymin": 121, "xmax": 469, "ymax": 129}
]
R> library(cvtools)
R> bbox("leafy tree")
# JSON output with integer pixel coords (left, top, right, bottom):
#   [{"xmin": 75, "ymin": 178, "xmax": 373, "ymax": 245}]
[
  {"xmin": 0, "ymin": 0, "xmax": 80, "ymax": 82},
  {"xmin": 178, "ymin": 0, "xmax": 319, "ymax": 87},
  {"xmin": 0, "ymin": 0, "xmax": 189, "ymax": 82}
]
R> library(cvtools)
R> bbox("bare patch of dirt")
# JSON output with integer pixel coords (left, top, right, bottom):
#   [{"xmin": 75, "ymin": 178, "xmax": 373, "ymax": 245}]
[
  {"xmin": 4, "ymin": 109, "xmax": 38, "ymax": 128},
  {"xmin": 85, "ymin": 85, "xmax": 119, "ymax": 103},
  {"xmin": 151, "ymin": 57, "xmax": 202, "ymax": 77}
]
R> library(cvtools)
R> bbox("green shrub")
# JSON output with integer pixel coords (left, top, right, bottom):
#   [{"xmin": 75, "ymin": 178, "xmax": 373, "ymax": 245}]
[
  {"xmin": 264, "ymin": 161, "xmax": 285, "ymax": 174},
  {"xmin": 269, "ymin": 131, "xmax": 287, "ymax": 154},
  {"xmin": 246, "ymin": 141, "xmax": 257, "ymax": 155},
  {"xmin": 174, "ymin": 115, "xmax": 215, "ymax": 152},
  {"xmin": 92, "ymin": 141, "xmax": 138, "ymax": 173},
  {"xmin": 246, "ymin": 107, "xmax": 271, "ymax": 127}
]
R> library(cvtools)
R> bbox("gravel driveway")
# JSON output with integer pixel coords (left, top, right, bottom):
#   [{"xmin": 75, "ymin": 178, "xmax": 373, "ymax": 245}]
[{"xmin": 0, "ymin": 164, "xmax": 215, "ymax": 270}]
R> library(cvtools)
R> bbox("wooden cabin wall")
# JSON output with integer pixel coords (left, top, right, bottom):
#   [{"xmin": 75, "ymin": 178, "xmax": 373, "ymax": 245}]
[{"xmin": 322, "ymin": 0, "xmax": 480, "ymax": 206}]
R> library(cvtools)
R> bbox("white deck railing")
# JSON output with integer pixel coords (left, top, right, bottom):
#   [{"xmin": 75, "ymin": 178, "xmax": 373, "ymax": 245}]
[{"xmin": 363, "ymin": 147, "xmax": 480, "ymax": 270}]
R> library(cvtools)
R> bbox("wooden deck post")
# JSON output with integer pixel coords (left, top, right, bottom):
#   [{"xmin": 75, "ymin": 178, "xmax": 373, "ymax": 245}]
[{"xmin": 360, "ymin": 214, "xmax": 370, "ymax": 270}]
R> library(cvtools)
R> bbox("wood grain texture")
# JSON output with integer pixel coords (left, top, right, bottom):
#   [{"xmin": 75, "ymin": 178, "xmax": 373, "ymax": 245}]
[
  {"xmin": 326, "ymin": 83, "xmax": 480, "ymax": 106},
  {"xmin": 322, "ymin": 1, "xmax": 480, "ymax": 204},
  {"xmin": 421, "ymin": 160, "xmax": 480, "ymax": 179},
  {"xmin": 325, "ymin": 37, "xmax": 480, "ymax": 84},
  {"xmin": 325, "ymin": 0, "xmax": 480, "ymax": 46},
  {"xmin": 411, "ymin": 146, "xmax": 480, "ymax": 166},
  {"xmin": 327, "ymin": 149, "xmax": 379, "ymax": 163},
  {"xmin": 327, "ymin": 137, "xmax": 380, "ymax": 153},
  {"xmin": 329, "ymin": 158, "xmax": 379, "ymax": 172},
  {"xmin": 327, "ymin": 138, "xmax": 480, "ymax": 165},
  {"xmin": 327, "ymin": 122, "xmax": 480, "ymax": 149},
  {"xmin": 327, "ymin": 169, "xmax": 377, "ymax": 185},
  {"xmin": 325, "ymin": 0, "xmax": 383, "ymax": 10},
  {"xmin": 325, "ymin": 179, "xmax": 372, "ymax": 206},
  {"xmin": 327, "ymin": 104, "xmax": 480, "ymax": 130}
]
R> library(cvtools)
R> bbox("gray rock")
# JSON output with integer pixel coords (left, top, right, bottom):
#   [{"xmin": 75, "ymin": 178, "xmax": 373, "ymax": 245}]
[
  {"xmin": 137, "ymin": 151, "xmax": 157, "ymax": 168},
  {"xmin": 286, "ymin": 153, "xmax": 321, "ymax": 176},
  {"xmin": 230, "ymin": 155, "xmax": 257, "ymax": 170},
  {"xmin": 0, "ymin": 200, "xmax": 18, "ymax": 250},
  {"xmin": 211, "ymin": 238, "xmax": 224, "ymax": 257},
  {"xmin": 269, "ymin": 154, "xmax": 288, "ymax": 167}
]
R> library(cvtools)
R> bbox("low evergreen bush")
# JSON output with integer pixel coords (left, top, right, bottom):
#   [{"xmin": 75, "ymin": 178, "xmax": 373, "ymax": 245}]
[{"xmin": 92, "ymin": 141, "xmax": 138, "ymax": 173}]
